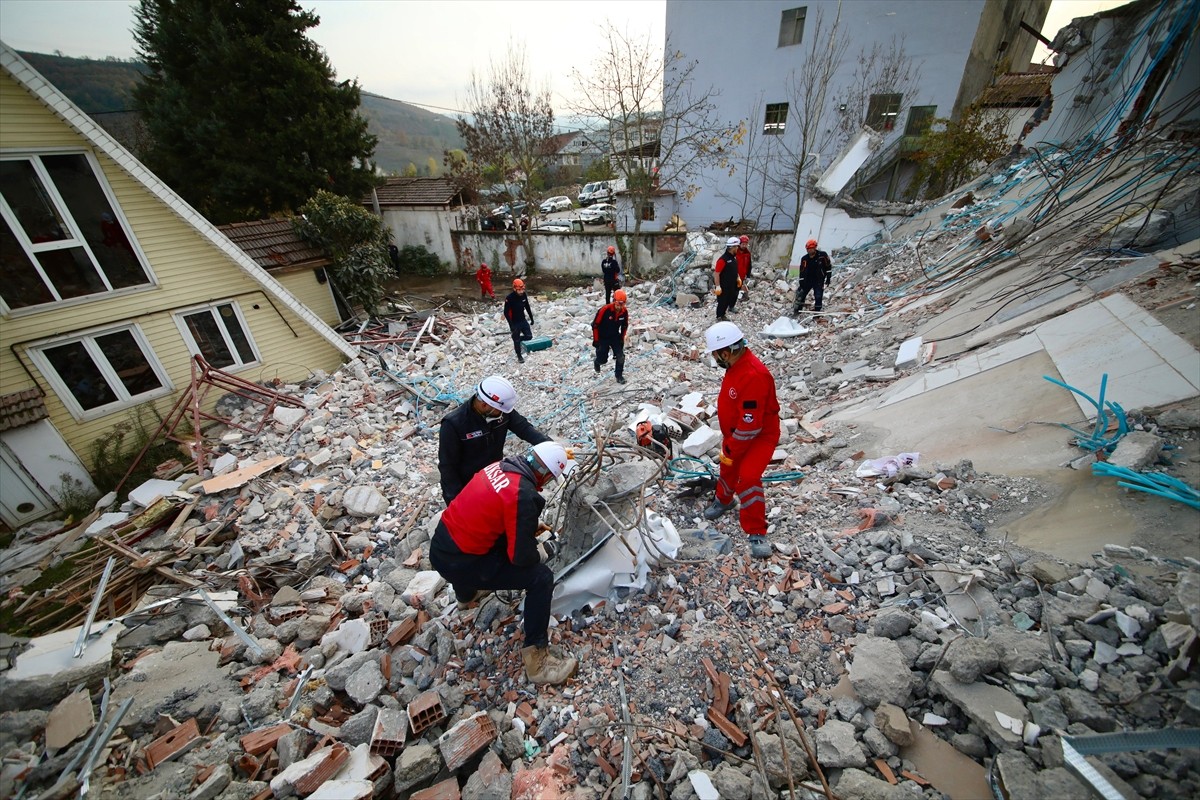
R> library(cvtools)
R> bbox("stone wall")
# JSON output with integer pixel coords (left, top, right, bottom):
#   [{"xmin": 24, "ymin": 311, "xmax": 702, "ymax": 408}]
[{"xmin": 449, "ymin": 230, "xmax": 796, "ymax": 278}]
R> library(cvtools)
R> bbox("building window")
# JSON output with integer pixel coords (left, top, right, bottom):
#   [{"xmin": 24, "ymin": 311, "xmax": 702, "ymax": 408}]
[
  {"xmin": 866, "ymin": 93, "xmax": 903, "ymax": 131},
  {"xmin": 31, "ymin": 325, "xmax": 170, "ymax": 419},
  {"xmin": 778, "ymin": 7, "xmax": 807, "ymax": 47},
  {"xmin": 764, "ymin": 103, "xmax": 788, "ymax": 134},
  {"xmin": 0, "ymin": 153, "xmax": 151, "ymax": 311},
  {"xmin": 905, "ymin": 105, "xmax": 937, "ymax": 136},
  {"xmin": 639, "ymin": 202, "xmax": 656, "ymax": 222},
  {"xmin": 175, "ymin": 302, "xmax": 259, "ymax": 370}
]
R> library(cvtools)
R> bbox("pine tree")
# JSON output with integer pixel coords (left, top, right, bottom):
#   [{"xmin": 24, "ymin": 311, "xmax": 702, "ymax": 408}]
[{"xmin": 133, "ymin": 0, "xmax": 377, "ymax": 223}]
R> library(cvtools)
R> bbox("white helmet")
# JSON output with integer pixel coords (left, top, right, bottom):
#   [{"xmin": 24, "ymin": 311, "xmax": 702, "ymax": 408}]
[
  {"xmin": 726, "ymin": 236, "xmax": 740, "ymax": 247},
  {"xmin": 705, "ymin": 321, "xmax": 744, "ymax": 352},
  {"xmin": 531, "ymin": 441, "xmax": 575, "ymax": 482},
  {"xmin": 476, "ymin": 375, "xmax": 517, "ymax": 413}
]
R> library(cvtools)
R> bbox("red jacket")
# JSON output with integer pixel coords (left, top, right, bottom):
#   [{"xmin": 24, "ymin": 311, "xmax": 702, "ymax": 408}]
[
  {"xmin": 440, "ymin": 457, "xmax": 544, "ymax": 565},
  {"xmin": 718, "ymin": 349, "xmax": 780, "ymax": 460},
  {"xmin": 591, "ymin": 302, "xmax": 629, "ymax": 343},
  {"xmin": 475, "ymin": 265, "xmax": 492, "ymax": 285},
  {"xmin": 736, "ymin": 246, "xmax": 752, "ymax": 280}
]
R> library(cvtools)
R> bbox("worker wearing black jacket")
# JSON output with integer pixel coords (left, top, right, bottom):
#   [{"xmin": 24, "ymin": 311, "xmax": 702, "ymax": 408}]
[
  {"xmin": 438, "ymin": 375, "xmax": 550, "ymax": 504},
  {"xmin": 504, "ymin": 278, "xmax": 535, "ymax": 362},
  {"xmin": 793, "ymin": 238, "xmax": 833, "ymax": 314},
  {"xmin": 591, "ymin": 289, "xmax": 630, "ymax": 384}
]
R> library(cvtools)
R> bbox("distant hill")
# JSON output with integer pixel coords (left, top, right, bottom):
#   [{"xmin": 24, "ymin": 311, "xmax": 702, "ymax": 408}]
[{"xmin": 14, "ymin": 51, "xmax": 462, "ymax": 177}]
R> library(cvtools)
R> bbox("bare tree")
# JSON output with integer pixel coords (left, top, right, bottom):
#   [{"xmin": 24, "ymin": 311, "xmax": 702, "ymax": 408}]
[
  {"xmin": 572, "ymin": 25, "xmax": 739, "ymax": 274},
  {"xmin": 453, "ymin": 44, "xmax": 553, "ymax": 268}
]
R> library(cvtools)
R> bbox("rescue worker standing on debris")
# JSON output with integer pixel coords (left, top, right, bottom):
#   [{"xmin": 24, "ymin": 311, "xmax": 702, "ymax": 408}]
[
  {"xmin": 732, "ymin": 235, "xmax": 752, "ymax": 308},
  {"xmin": 713, "ymin": 237, "xmax": 742, "ymax": 320},
  {"xmin": 601, "ymin": 245, "xmax": 622, "ymax": 304},
  {"xmin": 475, "ymin": 261, "xmax": 496, "ymax": 299},
  {"xmin": 793, "ymin": 239, "xmax": 833, "ymax": 315},
  {"xmin": 592, "ymin": 288, "xmax": 630, "ymax": 385},
  {"xmin": 504, "ymin": 278, "xmax": 535, "ymax": 362},
  {"xmin": 438, "ymin": 375, "xmax": 550, "ymax": 504},
  {"xmin": 703, "ymin": 321, "xmax": 780, "ymax": 560},
  {"xmin": 430, "ymin": 441, "xmax": 579, "ymax": 685}
]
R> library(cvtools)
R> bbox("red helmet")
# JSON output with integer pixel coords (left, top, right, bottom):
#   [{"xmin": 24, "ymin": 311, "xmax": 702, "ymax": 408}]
[
  {"xmin": 805, "ymin": 239, "xmax": 818, "ymax": 249},
  {"xmin": 613, "ymin": 289, "xmax": 627, "ymax": 302},
  {"xmin": 739, "ymin": 235, "xmax": 749, "ymax": 243},
  {"xmin": 607, "ymin": 246, "xmax": 616, "ymax": 254},
  {"xmin": 513, "ymin": 278, "xmax": 525, "ymax": 290}
]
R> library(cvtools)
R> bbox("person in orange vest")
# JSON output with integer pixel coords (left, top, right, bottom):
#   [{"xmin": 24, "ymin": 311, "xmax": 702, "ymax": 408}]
[
  {"xmin": 591, "ymin": 289, "xmax": 629, "ymax": 384},
  {"xmin": 504, "ymin": 278, "xmax": 535, "ymax": 363},
  {"xmin": 702, "ymin": 321, "xmax": 780, "ymax": 560},
  {"xmin": 475, "ymin": 262, "xmax": 496, "ymax": 299}
]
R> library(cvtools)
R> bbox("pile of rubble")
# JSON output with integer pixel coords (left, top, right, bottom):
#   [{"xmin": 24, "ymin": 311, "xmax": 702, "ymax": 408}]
[{"xmin": 2, "ymin": 223, "xmax": 1199, "ymax": 799}]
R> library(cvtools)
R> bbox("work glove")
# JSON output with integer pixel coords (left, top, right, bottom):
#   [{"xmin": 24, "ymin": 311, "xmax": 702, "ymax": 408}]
[
  {"xmin": 714, "ymin": 287, "xmax": 722, "ymax": 296},
  {"xmin": 536, "ymin": 536, "xmax": 559, "ymax": 563},
  {"xmin": 719, "ymin": 444, "xmax": 733, "ymax": 467},
  {"xmin": 737, "ymin": 278, "xmax": 743, "ymax": 288}
]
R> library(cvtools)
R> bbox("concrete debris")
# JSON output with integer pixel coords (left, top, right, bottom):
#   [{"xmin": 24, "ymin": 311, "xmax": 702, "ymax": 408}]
[{"xmin": 0, "ymin": 138, "xmax": 1198, "ymax": 800}]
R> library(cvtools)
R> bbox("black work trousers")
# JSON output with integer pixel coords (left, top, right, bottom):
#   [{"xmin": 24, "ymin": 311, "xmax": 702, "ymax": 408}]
[
  {"xmin": 794, "ymin": 279, "xmax": 825, "ymax": 313},
  {"xmin": 429, "ymin": 521, "xmax": 553, "ymax": 647},
  {"xmin": 509, "ymin": 320, "xmax": 532, "ymax": 356},
  {"xmin": 594, "ymin": 338, "xmax": 625, "ymax": 380}
]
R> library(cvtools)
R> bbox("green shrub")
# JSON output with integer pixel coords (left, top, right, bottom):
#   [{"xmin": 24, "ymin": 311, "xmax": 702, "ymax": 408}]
[{"xmin": 397, "ymin": 244, "xmax": 444, "ymax": 276}]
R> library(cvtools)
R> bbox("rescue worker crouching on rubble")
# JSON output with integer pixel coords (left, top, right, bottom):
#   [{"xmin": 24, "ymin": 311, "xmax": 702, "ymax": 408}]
[
  {"xmin": 438, "ymin": 375, "xmax": 550, "ymax": 504},
  {"xmin": 592, "ymin": 288, "xmax": 629, "ymax": 384},
  {"xmin": 505, "ymin": 279, "xmax": 535, "ymax": 362},
  {"xmin": 793, "ymin": 239, "xmax": 833, "ymax": 315},
  {"xmin": 703, "ymin": 321, "xmax": 781, "ymax": 560},
  {"xmin": 713, "ymin": 237, "xmax": 742, "ymax": 320},
  {"xmin": 430, "ymin": 441, "xmax": 579, "ymax": 685}
]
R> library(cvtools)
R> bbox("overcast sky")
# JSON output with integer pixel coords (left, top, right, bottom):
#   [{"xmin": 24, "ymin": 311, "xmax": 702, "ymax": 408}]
[{"xmin": 0, "ymin": 0, "xmax": 1129, "ymax": 118}]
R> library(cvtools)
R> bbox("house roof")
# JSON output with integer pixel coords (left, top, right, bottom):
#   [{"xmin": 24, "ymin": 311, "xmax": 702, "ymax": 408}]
[
  {"xmin": 370, "ymin": 177, "xmax": 462, "ymax": 206},
  {"xmin": 540, "ymin": 130, "xmax": 583, "ymax": 155},
  {"xmin": 612, "ymin": 140, "xmax": 661, "ymax": 158},
  {"xmin": 0, "ymin": 43, "xmax": 357, "ymax": 360},
  {"xmin": 0, "ymin": 388, "xmax": 48, "ymax": 433},
  {"xmin": 218, "ymin": 218, "xmax": 329, "ymax": 272},
  {"xmin": 977, "ymin": 71, "xmax": 1056, "ymax": 108}
]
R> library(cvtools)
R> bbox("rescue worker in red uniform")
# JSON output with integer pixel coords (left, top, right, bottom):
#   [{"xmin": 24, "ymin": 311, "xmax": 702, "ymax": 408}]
[
  {"xmin": 475, "ymin": 262, "xmax": 496, "ymax": 299},
  {"xmin": 591, "ymin": 288, "xmax": 629, "ymax": 384},
  {"xmin": 430, "ymin": 441, "xmax": 578, "ymax": 685},
  {"xmin": 713, "ymin": 237, "xmax": 742, "ymax": 319},
  {"xmin": 731, "ymin": 234, "xmax": 752, "ymax": 310},
  {"xmin": 702, "ymin": 321, "xmax": 781, "ymax": 560}
]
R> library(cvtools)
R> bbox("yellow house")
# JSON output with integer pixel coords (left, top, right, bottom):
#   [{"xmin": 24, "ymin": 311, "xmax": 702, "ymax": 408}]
[{"xmin": 0, "ymin": 44, "xmax": 357, "ymax": 527}]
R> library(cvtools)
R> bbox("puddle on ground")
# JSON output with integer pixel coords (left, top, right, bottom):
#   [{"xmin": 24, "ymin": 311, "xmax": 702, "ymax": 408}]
[{"xmin": 994, "ymin": 466, "xmax": 1136, "ymax": 563}]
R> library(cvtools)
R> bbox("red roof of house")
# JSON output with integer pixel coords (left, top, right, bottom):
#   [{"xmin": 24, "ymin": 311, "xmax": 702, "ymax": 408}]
[
  {"xmin": 369, "ymin": 177, "xmax": 462, "ymax": 206},
  {"xmin": 218, "ymin": 218, "xmax": 329, "ymax": 272}
]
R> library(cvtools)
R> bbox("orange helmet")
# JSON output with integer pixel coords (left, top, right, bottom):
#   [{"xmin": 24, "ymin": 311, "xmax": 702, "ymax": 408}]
[
  {"xmin": 513, "ymin": 278, "xmax": 525, "ymax": 290},
  {"xmin": 607, "ymin": 245, "xmax": 616, "ymax": 254},
  {"xmin": 613, "ymin": 289, "xmax": 627, "ymax": 302},
  {"xmin": 805, "ymin": 239, "xmax": 818, "ymax": 249}
]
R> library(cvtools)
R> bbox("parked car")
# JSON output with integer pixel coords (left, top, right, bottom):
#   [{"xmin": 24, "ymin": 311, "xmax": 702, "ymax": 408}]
[
  {"xmin": 535, "ymin": 218, "xmax": 575, "ymax": 233},
  {"xmin": 539, "ymin": 195, "xmax": 572, "ymax": 214},
  {"xmin": 489, "ymin": 201, "xmax": 530, "ymax": 217},
  {"xmin": 579, "ymin": 203, "xmax": 616, "ymax": 225}
]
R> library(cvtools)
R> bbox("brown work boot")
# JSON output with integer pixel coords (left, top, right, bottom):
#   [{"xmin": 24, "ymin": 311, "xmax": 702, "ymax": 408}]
[
  {"xmin": 521, "ymin": 644, "xmax": 578, "ymax": 685},
  {"xmin": 456, "ymin": 589, "xmax": 492, "ymax": 611}
]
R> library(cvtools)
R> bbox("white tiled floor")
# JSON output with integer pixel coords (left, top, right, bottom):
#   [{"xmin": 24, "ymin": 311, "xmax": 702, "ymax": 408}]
[{"xmin": 878, "ymin": 293, "xmax": 1199, "ymax": 417}]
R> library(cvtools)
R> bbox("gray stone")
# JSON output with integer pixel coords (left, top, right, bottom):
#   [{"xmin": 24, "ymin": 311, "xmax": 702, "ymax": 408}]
[
  {"xmin": 1026, "ymin": 560, "xmax": 1069, "ymax": 585},
  {"xmin": 872, "ymin": 608, "xmax": 914, "ymax": 639},
  {"xmin": 950, "ymin": 732, "xmax": 989, "ymax": 759},
  {"xmin": 1107, "ymin": 431, "xmax": 1163, "ymax": 470},
  {"xmin": 340, "ymin": 706, "xmax": 378, "ymax": 746},
  {"xmin": 188, "ymin": 763, "xmax": 232, "ymax": 800},
  {"xmin": 1059, "ymin": 688, "xmax": 1117, "ymax": 732},
  {"xmin": 930, "ymin": 670, "xmax": 1029, "ymax": 748},
  {"xmin": 461, "ymin": 750, "xmax": 510, "ymax": 800},
  {"xmin": 835, "ymin": 768, "xmax": 910, "ymax": 800},
  {"xmin": 994, "ymin": 752, "xmax": 1092, "ymax": 799},
  {"xmin": 815, "ymin": 719, "xmax": 867, "ymax": 768},
  {"xmin": 874, "ymin": 703, "xmax": 914, "ymax": 746},
  {"xmin": 947, "ymin": 637, "xmax": 1000, "ymax": 683},
  {"xmin": 345, "ymin": 660, "xmax": 385, "ymax": 706},
  {"xmin": 711, "ymin": 763, "xmax": 753, "ymax": 800},
  {"xmin": 1029, "ymin": 698, "xmax": 1069, "ymax": 730},
  {"xmin": 754, "ymin": 730, "xmax": 809, "ymax": 789},
  {"xmin": 276, "ymin": 729, "xmax": 310, "ymax": 770},
  {"xmin": 863, "ymin": 725, "xmax": 897, "ymax": 758},
  {"xmin": 343, "ymin": 485, "xmax": 389, "ymax": 517},
  {"xmin": 849, "ymin": 637, "xmax": 916, "ymax": 708},
  {"xmin": 987, "ymin": 626, "xmax": 1054, "ymax": 674},
  {"xmin": 324, "ymin": 651, "xmax": 378, "ymax": 692},
  {"xmin": 1177, "ymin": 572, "xmax": 1200, "ymax": 631},
  {"xmin": 1157, "ymin": 408, "xmax": 1200, "ymax": 430},
  {"xmin": 393, "ymin": 742, "xmax": 442, "ymax": 793}
]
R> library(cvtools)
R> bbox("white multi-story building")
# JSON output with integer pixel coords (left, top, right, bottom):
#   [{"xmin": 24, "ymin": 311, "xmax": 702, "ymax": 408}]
[{"xmin": 663, "ymin": 0, "xmax": 1051, "ymax": 229}]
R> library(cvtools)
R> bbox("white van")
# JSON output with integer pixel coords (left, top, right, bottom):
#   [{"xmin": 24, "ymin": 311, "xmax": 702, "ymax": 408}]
[{"xmin": 579, "ymin": 180, "xmax": 613, "ymax": 206}]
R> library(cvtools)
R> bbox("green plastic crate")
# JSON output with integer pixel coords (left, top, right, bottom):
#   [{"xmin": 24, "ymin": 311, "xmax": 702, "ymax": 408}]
[{"xmin": 525, "ymin": 336, "xmax": 554, "ymax": 352}]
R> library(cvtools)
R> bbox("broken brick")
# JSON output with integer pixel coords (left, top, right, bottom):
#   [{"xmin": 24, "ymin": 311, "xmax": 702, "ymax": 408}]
[
  {"xmin": 408, "ymin": 689, "xmax": 447, "ymax": 736},
  {"xmin": 240, "ymin": 722, "xmax": 291, "ymax": 756},
  {"xmin": 437, "ymin": 710, "xmax": 498, "ymax": 772},
  {"xmin": 144, "ymin": 718, "xmax": 201, "ymax": 770},
  {"xmin": 410, "ymin": 778, "xmax": 462, "ymax": 800}
]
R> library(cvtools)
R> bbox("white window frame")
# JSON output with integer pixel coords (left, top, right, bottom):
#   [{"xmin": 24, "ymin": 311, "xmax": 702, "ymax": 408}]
[
  {"xmin": 28, "ymin": 323, "xmax": 173, "ymax": 422},
  {"xmin": 172, "ymin": 300, "xmax": 261, "ymax": 372},
  {"xmin": 0, "ymin": 149, "xmax": 156, "ymax": 316}
]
